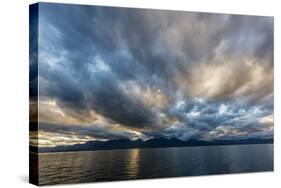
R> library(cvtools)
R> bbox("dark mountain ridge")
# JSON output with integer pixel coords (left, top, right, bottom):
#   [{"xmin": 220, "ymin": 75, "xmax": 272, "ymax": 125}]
[{"xmin": 31, "ymin": 137, "xmax": 273, "ymax": 153}]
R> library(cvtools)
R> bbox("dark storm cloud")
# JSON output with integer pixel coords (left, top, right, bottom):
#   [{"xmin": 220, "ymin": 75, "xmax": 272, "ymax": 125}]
[
  {"xmin": 29, "ymin": 4, "xmax": 39, "ymax": 99},
  {"xmin": 39, "ymin": 58, "xmax": 157, "ymax": 128},
  {"xmin": 38, "ymin": 3, "xmax": 174, "ymax": 129},
  {"xmin": 36, "ymin": 3, "xmax": 273, "ymax": 145}
]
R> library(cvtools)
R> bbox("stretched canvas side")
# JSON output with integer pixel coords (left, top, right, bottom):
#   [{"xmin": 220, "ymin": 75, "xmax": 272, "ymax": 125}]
[{"xmin": 29, "ymin": 3, "xmax": 39, "ymax": 186}]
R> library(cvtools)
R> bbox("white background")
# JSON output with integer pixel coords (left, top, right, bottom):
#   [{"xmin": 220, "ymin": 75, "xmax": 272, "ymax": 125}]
[{"xmin": 0, "ymin": 0, "xmax": 279, "ymax": 187}]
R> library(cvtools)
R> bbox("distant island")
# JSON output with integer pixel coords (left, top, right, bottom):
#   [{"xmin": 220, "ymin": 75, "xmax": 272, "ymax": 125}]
[{"xmin": 30, "ymin": 137, "xmax": 273, "ymax": 153}]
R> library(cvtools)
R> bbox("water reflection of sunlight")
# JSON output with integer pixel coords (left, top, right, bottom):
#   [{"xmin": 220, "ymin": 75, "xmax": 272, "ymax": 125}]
[{"xmin": 127, "ymin": 149, "xmax": 140, "ymax": 178}]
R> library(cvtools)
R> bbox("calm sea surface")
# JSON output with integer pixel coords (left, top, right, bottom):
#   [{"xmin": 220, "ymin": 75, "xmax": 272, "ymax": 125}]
[{"xmin": 36, "ymin": 144, "xmax": 273, "ymax": 185}]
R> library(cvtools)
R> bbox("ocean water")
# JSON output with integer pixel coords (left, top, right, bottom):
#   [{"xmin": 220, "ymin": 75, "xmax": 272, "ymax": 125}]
[{"xmin": 35, "ymin": 144, "xmax": 273, "ymax": 185}]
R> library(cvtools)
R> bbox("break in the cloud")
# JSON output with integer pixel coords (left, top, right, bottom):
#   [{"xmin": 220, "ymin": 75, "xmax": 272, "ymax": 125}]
[{"xmin": 29, "ymin": 3, "xmax": 273, "ymax": 147}]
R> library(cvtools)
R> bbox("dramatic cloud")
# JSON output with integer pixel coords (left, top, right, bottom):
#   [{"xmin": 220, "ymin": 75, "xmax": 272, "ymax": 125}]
[{"xmin": 30, "ymin": 3, "xmax": 273, "ymax": 147}]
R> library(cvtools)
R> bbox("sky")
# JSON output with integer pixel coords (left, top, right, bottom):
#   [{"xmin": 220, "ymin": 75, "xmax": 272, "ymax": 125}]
[{"xmin": 29, "ymin": 3, "xmax": 273, "ymax": 148}]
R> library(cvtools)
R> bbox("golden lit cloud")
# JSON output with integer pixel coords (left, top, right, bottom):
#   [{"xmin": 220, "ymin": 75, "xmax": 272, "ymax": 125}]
[
  {"xmin": 36, "ymin": 97, "xmax": 152, "ymax": 147},
  {"xmin": 175, "ymin": 58, "xmax": 273, "ymax": 101},
  {"xmin": 39, "ymin": 99, "xmax": 101, "ymax": 125},
  {"xmin": 30, "ymin": 130, "xmax": 95, "ymax": 147},
  {"xmin": 121, "ymin": 81, "xmax": 169, "ymax": 109},
  {"xmin": 260, "ymin": 114, "xmax": 274, "ymax": 127}
]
